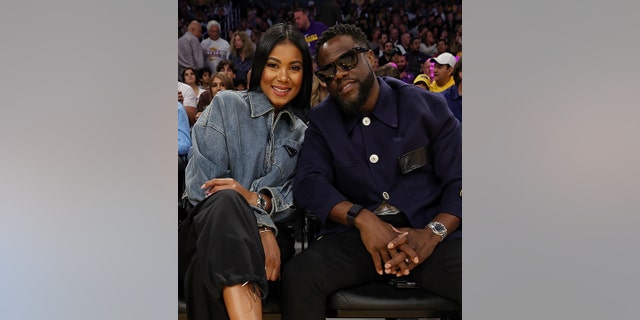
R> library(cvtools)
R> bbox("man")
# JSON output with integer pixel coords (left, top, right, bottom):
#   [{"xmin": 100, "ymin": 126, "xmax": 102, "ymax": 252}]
[
  {"xmin": 282, "ymin": 24, "xmax": 461, "ymax": 320},
  {"xmin": 377, "ymin": 40, "xmax": 396, "ymax": 67},
  {"xmin": 441, "ymin": 58, "xmax": 462, "ymax": 123},
  {"xmin": 436, "ymin": 38, "xmax": 449, "ymax": 56},
  {"xmin": 215, "ymin": 59, "xmax": 237, "ymax": 83},
  {"xmin": 429, "ymin": 52, "xmax": 456, "ymax": 93},
  {"xmin": 406, "ymin": 36, "xmax": 430, "ymax": 76},
  {"xmin": 293, "ymin": 7, "xmax": 328, "ymax": 58},
  {"xmin": 178, "ymin": 20, "xmax": 205, "ymax": 82},
  {"xmin": 200, "ymin": 20, "xmax": 230, "ymax": 74},
  {"xmin": 395, "ymin": 32, "xmax": 411, "ymax": 55},
  {"xmin": 391, "ymin": 52, "xmax": 415, "ymax": 84}
]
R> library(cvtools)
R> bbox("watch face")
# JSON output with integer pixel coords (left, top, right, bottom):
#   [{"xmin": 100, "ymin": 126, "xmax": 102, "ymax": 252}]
[{"xmin": 430, "ymin": 222, "xmax": 446, "ymax": 234}]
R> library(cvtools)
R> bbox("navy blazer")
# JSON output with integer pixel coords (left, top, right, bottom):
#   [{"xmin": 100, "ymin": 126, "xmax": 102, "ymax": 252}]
[{"xmin": 294, "ymin": 76, "xmax": 462, "ymax": 237}]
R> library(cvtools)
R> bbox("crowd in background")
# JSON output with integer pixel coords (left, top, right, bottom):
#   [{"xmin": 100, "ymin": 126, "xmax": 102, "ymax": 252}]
[
  {"xmin": 178, "ymin": 0, "xmax": 461, "ymax": 89},
  {"xmin": 178, "ymin": 0, "xmax": 462, "ymax": 165}
]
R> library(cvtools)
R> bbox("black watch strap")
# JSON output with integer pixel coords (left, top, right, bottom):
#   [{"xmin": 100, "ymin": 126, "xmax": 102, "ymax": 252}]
[{"xmin": 346, "ymin": 204, "xmax": 364, "ymax": 226}]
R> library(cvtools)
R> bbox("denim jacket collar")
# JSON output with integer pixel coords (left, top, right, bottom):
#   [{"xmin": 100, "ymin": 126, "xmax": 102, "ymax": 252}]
[{"xmin": 247, "ymin": 91, "xmax": 296, "ymax": 127}]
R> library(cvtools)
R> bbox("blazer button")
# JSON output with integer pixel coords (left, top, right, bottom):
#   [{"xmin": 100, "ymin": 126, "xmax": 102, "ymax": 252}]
[
  {"xmin": 369, "ymin": 154, "xmax": 379, "ymax": 163},
  {"xmin": 362, "ymin": 117, "xmax": 371, "ymax": 126}
]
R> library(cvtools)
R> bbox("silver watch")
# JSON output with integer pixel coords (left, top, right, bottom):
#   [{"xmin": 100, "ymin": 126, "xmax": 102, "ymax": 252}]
[
  {"xmin": 426, "ymin": 221, "xmax": 447, "ymax": 242},
  {"xmin": 256, "ymin": 193, "xmax": 267, "ymax": 210}
]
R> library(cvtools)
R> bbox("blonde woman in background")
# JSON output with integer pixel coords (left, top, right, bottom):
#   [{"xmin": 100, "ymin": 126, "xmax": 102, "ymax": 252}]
[{"xmin": 229, "ymin": 30, "xmax": 255, "ymax": 83}]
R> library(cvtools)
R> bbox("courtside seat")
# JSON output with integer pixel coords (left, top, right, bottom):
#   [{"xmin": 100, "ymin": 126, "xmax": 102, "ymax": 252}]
[{"xmin": 326, "ymin": 280, "xmax": 461, "ymax": 319}]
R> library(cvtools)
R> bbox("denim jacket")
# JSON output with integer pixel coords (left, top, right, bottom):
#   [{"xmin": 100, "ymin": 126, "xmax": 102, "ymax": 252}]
[{"xmin": 185, "ymin": 90, "xmax": 307, "ymax": 233}]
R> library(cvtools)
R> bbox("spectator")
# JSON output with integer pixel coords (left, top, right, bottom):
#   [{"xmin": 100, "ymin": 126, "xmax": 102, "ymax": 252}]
[
  {"xmin": 178, "ymin": 20, "xmax": 205, "ymax": 82},
  {"xmin": 392, "ymin": 52, "xmax": 415, "ymax": 84},
  {"xmin": 197, "ymin": 67, "xmax": 212, "ymax": 91},
  {"xmin": 216, "ymin": 59, "xmax": 238, "ymax": 82},
  {"xmin": 375, "ymin": 62, "xmax": 401, "ymax": 79},
  {"xmin": 428, "ymin": 52, "xmax": 456, "ymax": 93},
  {"xmin": 368, "ymin": 27, "xmax": 381, "ymax": 51},
  {"xmin": 177, "ymin": 101, "xmax": 191, "ymax": 158},
  {"xmin": 420, "ymin": 57, "xmax": 434, "ymax": 80},
  {"xmin": 178, "ymin": 81, "xmax": 197, "ymax": 126},
  {"xmin": 196, "ymin": 72, "xmax": 234, "ymax": 121},
  {"xmin": 229, "ymin": 30, "xmax": 255, "ymax": 82},
  {"xmin": 310, "ymin": 73, "xmax": 329, "ymax": 108},
  {"xmin": 181, "ymin": 67, "xmax": 204, "ymax": 104},
  {"xmin": 201, "ymin": 20, "xmax": 230, "ymax": 74},
  {"xmin": 178, "ymin": 101, "xmax": 191, "ymax": 199},
  {"xmin": 413, "ymin": 73, "xmax": 431, "ymax": 91},
  {"xmin": 406, "ymin": 36, "xmax": 429, "ymax": 76},
  {"xmin": 179, "ymin": 23, "xmax": 313, "ymax": 319},
  {"xmin": 436, "ymin": 38, "xmax": 449, "ymax": 56},
  {"xmin": 282, "ymin": 23, "xmax": 461, "ymax": 319},
  {"xmin": 377, "ymin": 41, "xmax": 396, "ymax": 67},
  {"xmin": 441, "ymin": 57, "xmax": 462, "ymax": 123},
  {"xmin": 293, "ymin": 7, "xmax": 328, "ymax": 58},
  {"xmin": 451, "ymin": 24, "xmax": 462, "ymax": 58},
  {"xmin": 395, "ymin": 32, "xmax": 411, "ymax": 55},
  {"xmin": 389, "ymin": 26, "xmax": 400, "ymax": 47},
  {"xmin": 419, "ymin": 29, "xmax": 438, "ymax": 57}
]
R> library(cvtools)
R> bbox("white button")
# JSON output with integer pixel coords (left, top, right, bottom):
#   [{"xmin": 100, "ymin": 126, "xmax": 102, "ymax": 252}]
[
  {"xmin": 369, "ymin": 154, "xmax": 379, "ymax": 163},
  {"xmin": 382, "ymin": 192, "xmax": 390, "ymax": 200},
  {"xmin": 362, "ymin": 117, "xmax": 371, "ymax": 126}
]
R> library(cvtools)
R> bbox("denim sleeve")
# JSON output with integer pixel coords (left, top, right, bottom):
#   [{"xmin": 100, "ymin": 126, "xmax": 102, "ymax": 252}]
[{"xmin": 184, "ymin": 105, "xmax": 230, "ymax": 205}]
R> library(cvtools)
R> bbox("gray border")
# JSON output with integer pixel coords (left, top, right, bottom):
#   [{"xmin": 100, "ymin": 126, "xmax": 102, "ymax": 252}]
[
  {"xmin": 1, "ymin": 1, "xmax": 175, "ymax": 319},
  {"xmin": 465, "ymin": 1, "xmax": 640, "ymax": 319}
]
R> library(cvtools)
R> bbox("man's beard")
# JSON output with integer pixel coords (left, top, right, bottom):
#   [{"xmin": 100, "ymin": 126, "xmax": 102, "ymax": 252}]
[{"xmin": 333, "ymin": 70, "xmax": 375, "ymax": 116}]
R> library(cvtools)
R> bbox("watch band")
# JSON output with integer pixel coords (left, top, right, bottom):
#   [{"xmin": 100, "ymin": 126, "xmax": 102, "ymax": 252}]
[{"xmin": 346, "ymin": 204, "xmax": 364, "ymax": 226}]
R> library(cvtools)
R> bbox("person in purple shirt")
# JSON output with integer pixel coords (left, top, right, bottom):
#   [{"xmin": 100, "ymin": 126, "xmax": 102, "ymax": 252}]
[
  {"xmin": 293, "ymin": 7, "xmax": 328, "ymax": 59},
  {"xmin": 281, "ymin": 24, "xmax": 461, "ymax": 320}
]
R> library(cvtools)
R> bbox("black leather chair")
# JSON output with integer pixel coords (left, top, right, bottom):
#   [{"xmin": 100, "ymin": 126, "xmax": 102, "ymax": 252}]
[{"xmin": 326, "ymin": 281, "xmax": 461, "ymax": 319}]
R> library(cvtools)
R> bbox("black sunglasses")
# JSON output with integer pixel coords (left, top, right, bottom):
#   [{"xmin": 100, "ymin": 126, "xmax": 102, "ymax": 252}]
[{"xmin": 315, "ymin": 47, "xmax": 369, "ymax": 83}]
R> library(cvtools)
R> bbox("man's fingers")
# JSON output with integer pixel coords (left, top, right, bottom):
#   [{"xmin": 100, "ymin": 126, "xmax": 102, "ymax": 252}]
[{"xmin": 387, "ymin": 232, "xmax": 409, "ymax": 249}]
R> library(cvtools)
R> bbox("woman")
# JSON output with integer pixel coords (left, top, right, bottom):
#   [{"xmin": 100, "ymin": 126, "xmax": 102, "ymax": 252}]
[
  {"xmin": 196, "ymin": 72, "xmax": 233, "ymax": 121},
  {"xmin": 182, "ymin": 67, "xmax": 204, "ymax": 104},
  {"xmin": 179, "ymin": 23, "xmax": 313, "ymax": 320},
  {"xmin": 229, "ymin": 30, "xmax": 255, "ymax": 82}
]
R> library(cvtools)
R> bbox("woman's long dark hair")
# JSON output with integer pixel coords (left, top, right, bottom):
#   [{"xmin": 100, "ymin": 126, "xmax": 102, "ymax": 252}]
[{"xmin": 249, "ymin": 23, "xmax": 313, "ymax": 118}]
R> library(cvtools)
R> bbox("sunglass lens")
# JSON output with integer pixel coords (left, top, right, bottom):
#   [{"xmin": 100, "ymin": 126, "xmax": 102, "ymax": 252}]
[
  {"xmin": 316, "ymin": 65, "xmax": 335, "ymax": 83},
  {"xmin": 337, "ymin": 50, "xmax": 358, "ymax": 70}
]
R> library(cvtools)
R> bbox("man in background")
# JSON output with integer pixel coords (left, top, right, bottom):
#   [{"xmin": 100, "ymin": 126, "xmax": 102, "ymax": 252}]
[
  {"xmin": 178, "ymin": 20, "xmax": 204, "ymax": 82},
  {"xmin": 293, "ymin": 7, "xmax": 328, "ymax": 58},
  {"xmin": 200, "ymin": 20, "xmax": 230, "ymax": 74}
]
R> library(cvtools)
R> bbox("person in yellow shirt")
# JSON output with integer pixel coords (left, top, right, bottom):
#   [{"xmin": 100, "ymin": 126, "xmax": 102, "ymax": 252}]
[{"xmin": 428, "ymin": 52, "xmax": 457, "ymax": 93}]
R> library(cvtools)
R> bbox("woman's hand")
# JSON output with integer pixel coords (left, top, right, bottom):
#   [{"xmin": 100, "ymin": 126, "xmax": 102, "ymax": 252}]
[
  {"xmin": 259, "ymin": 229, "xmax": 281, "ymax": 280},
  {"xmin": 201, "ymin": 178, "xmax": 253, "ymax": 203}
]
